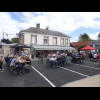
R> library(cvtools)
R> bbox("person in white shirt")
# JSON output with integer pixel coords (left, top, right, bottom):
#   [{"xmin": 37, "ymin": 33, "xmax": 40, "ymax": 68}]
[
  {"xmin": 93, "ymin": 53, "xmax": 97, "ymax": 59},
  {"xmin": 49, "ymin": 56, "xmax": 56, "ymax": 67},
  {"xmin": 93, "ymin": 53, "xmax": 97, "ymax": 61}
]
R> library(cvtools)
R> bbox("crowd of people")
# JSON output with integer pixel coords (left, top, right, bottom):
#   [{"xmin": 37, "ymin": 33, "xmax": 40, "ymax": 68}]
[
  {"xmin": 88, "ymin": 51, "xmax": 100, "ymax": 61},
  {"xmin": 0, "ymin": 51, "xmax": 31, "ymax": 74},
  {"xmin": 46, "ymin": 52, "xmax": 85, "ymax": 68},
  {"xmin": 0, "ymin": 50, "xmax": 100, "ymax": 73}
]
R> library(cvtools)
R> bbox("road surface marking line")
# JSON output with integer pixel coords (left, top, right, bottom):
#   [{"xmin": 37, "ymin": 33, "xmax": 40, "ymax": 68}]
[
  {"xmin": 60, "ymin": 67, "xmax": 90, "ymax": 78},
  {"xmin": 84, "ymin": 61, "xmax": 99, "ymax": 65},
  {"xmin": 75, "ymin": 64, "xmax": 100, "ymax": 70},
  {"xmin": 31, "ymin": 66, "xmax": 56, "ymax": 87}
]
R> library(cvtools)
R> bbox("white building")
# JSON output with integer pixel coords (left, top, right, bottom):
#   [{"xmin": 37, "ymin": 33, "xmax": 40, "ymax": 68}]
[{"xmin": 18, "ymin": 23, "xmax": 75, "ymax": 58}]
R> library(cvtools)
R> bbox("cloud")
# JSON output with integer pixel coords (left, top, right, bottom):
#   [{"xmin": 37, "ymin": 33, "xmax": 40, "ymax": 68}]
[
  {"xmin": 89, "ymin": 32, "xmax": 99, "ymax": 40},
  {"xmin": 1, "ymin": 12, "xmax": 100, "ymax": 42},
  {"xmin": 0, "ymin": 12, "xmax": 20, "ymax": 40}
]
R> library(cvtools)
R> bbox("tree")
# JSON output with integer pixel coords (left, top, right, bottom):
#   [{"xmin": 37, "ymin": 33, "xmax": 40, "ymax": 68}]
[
  {"xmin": 11, "ymin": 37, "xmax": 19, "ymax": 43},
  {"xmin": 78, "ymin": 45, "xmax": 85, "ymax": 51},
  {"xmin": 78, "ymin": 33, "xmax": 93, "ymax": 42},
  {"xmin": 1, "ymin": 39, "xmax": 11, "ymax": 44}
]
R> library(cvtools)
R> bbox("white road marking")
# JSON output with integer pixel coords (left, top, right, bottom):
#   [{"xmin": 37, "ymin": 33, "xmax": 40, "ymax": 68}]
[
  {"xmin": 60, "ymin": 67, "xmax": 90, "ymax": 78},
  {"xmin": 31, "ymin": 66, "xmax": 56, "ymax": 87},
  {"xmin": 84, "ymin": 61, "xmax": 99, "ymax": 65},
  {"xmin": 75, "ymin": 64, "xmax": 100, "ymax": 70}
]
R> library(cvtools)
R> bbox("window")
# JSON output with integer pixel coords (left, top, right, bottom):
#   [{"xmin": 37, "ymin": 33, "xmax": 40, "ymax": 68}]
[
  {"xmin": 61, "ymin": 38, "xmax": 64, "ymax": 46},
  {"xmin": 53, "ymin": 37, "xmax": 57, "ymax": 45},
  {"xmin": 44, "ymin": 36, "xmax": 49, "ymax": 44},
  {"xmin": 65, "ymin": 39, "xmax": 68, "ymax": 46},
  {"xmin": 31, "ymin": 35, "xmax": 37, "ymax": 44}
]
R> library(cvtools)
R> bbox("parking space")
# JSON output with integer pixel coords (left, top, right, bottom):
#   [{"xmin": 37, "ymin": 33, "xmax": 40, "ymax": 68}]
[
  {"xmin": 31, "ymin": 59, "xmax": 100, "ymax": 87},
  {"xmin": 0, "ymin": 59, "xmax": 100, "ymax": 87}
]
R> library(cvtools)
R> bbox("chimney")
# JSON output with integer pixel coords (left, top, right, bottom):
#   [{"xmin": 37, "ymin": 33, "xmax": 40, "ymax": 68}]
[
  {"xmin": 46, "ymin": 26, "xmax": 49, "ymax": 30},
  {"xmin": 36, "ymin": 23, "xmax": 40, "ymax": 29}
]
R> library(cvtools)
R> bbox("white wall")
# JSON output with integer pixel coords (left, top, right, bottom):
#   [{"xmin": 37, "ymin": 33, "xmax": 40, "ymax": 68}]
[
  {"xmin": 24, "ymin": 33, "xmax": 31, "ymax": 44},
  {"xmin": 23, "ymin": 32, "xmax": 70, "ymax": 46},
  {"xmin": 37, "ymin": 35, "xmax": 43, "ymax": 45}
]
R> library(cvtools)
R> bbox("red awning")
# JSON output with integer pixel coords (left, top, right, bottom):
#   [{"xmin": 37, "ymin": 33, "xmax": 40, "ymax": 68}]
[{"xmin": 80, "ymin": 45, "xmax": 97, "ymax": 50}]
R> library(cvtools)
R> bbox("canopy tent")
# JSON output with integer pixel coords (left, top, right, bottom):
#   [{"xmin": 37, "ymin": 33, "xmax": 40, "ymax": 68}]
[
  {"xmin": 10, "ymin": 43, "xmax": 30, "ymax": 48},
  {"xmin": 80, "ymin": 45, "xmax": 97, "ymax": 50}
]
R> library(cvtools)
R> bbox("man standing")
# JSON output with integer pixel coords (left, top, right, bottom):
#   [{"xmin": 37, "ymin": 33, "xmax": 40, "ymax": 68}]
[{"xmin": 0, "ymin": 56, "xmax": 4, "ymax": 72}]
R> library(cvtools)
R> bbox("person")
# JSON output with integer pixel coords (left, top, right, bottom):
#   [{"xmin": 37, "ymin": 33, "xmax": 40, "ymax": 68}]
[
  {"xmin": 21, "ymin": 51, "xmax": 25, "ymax": 56},
  {"xmin": 56, "ymin": 54, "xmax": 61, "ymax": 66},
  {"xmin": 46, "ymin": 55, "xmax": 50, "ymax": 66},
  {"xmin": 5, "ymin": 54, "xmax": 9, "ymax": 63},
  {"xmin": 89, "ymin": 52, "xmax": 93, "ymax": 61},
  {"xmin": 72, "ymin": 52, "xmax": 77, "ymax": 63},
  {"xmin": 39, "ymin": 54, "xmax": 43, "ymax": 63},
  {"xmin": 49, "ymin": 56, "xmax": 56, "ymax": 67},
  {"xmin": 10, "ymin": 56, "xmax": 18, "ymax": 70},
  {"xmin": 0, "ymin": 56, "xmax": 4, "ymax": 72},
  {"xmin": 93, "ymin": 52, "xmax": 97, "ymax": 61},
  {"xmin": 24, "ymin": 56, "xmax": 31, "ymax": 73},
  {"xmin": 25, "ymin": 56, "xmax": 31, "ymax": 65},
  {"xmin": 98, "ymin": 53, "xmax": 100, "ymax": 66},
  {"xmin": 79, "ymin": 54, "xmax": 84, "ymax": 63}
]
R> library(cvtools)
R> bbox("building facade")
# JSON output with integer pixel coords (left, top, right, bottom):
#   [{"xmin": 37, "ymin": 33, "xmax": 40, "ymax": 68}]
[
  {"xmin": 19, "ymin": 23, "xmax": 70, "ymax": 46},
  {"xmin": 18, "ymin": 23, "xmax": 75, "ymax": 58},
  {"xmin": 71, "ymin": 41, "xmax": 89, "ymax": 51}
]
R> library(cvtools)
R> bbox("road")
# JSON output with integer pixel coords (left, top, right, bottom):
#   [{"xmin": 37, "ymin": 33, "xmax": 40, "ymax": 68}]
[{"xmin": 0, "ymin": 59, "xmax": 100, "ymax": 87}]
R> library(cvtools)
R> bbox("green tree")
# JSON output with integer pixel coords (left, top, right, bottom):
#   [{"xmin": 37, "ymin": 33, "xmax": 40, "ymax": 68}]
[
  {"xmin": 1, "ymin": 38, "xmax": 11, "ymax": 44},
  {"xmin": 78, "ymin": 45, "xmax": 85, "ymax": 51},
  {"xmin": 11, "ymin": 37, "xmax": 19, "ymax": 43},
  {"xmin": 78, "ymin": 33, "xmax": 93, "ymax": 42}
]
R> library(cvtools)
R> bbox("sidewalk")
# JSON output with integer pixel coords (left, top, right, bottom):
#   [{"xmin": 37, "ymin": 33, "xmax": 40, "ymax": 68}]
[{"xmin": 62, "ymin": 74, "xmax": 100, "ymax": 87}]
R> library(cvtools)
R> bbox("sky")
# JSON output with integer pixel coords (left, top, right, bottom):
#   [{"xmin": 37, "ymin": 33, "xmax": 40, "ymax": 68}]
[{"xmin": 0, "ymin": 12, "xmax": 100, "ymax": 42}]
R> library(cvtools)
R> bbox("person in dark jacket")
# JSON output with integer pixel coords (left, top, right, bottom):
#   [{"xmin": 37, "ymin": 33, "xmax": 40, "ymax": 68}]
[{"xmin": 0, "ymin": 56, "xmax": 4, "ymax": 72}]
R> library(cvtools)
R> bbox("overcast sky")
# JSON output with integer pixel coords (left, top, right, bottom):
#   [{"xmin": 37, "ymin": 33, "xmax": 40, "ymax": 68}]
[{"xmin": 0, "ymin": 12, "xmax": 100, "ymax": 42}]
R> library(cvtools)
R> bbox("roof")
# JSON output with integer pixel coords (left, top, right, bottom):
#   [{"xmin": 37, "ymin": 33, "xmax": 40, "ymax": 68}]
[
  {"xmin": 32, "ymin": 45, "xmax": 75, "ymax": 50},
  {"xmin": 98, "ymin": 33, "xmax": 100, "ymax": 37},
  {"xmin": 88, "ymin": 40, "xmax": 100, "ymax": 45},
  {"xmin": 71, "ymin": 41, "xmax": 89, "ymax": 47},
  {"xmin": 10, "ymin": 43, "xmax": 31, "ymax": 48},
  {"xmin": 20, "ymin": 27, "xmax": 70, "ymax": 37}
]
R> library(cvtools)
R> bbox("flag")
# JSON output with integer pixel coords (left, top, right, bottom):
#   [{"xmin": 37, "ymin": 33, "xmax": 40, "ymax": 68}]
[
  {"xmin": 18, "ymin": 33, "xmax": 22, "ymax": 36},
  {"xmin": 5, "ymin": 33, "xmax": 8, "ymax": 37}
]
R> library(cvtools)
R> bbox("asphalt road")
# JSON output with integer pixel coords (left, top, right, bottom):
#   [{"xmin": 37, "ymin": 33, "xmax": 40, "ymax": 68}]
[{"xmin": 0, "ymin": 59, "xmax": 100, "ymax": 87}]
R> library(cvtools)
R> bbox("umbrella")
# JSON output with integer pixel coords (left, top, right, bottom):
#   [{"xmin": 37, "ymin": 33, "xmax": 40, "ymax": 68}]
[
  {"xmin": 10, "ymin": 43, "xmax": 30, "ymax": 48},
  {"xmin": 80, "ymin": 45, "xmax": 97, "ymax": 50}
]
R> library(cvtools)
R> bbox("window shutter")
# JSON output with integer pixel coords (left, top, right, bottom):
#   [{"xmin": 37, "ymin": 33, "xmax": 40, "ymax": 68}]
[
  {"xmin": 56, "ymin": 37, "xmax": 57, "ymax": 45},
  {"xmin": 35, "ymin": 35, "xmax": 37, "ymax": 43}
]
